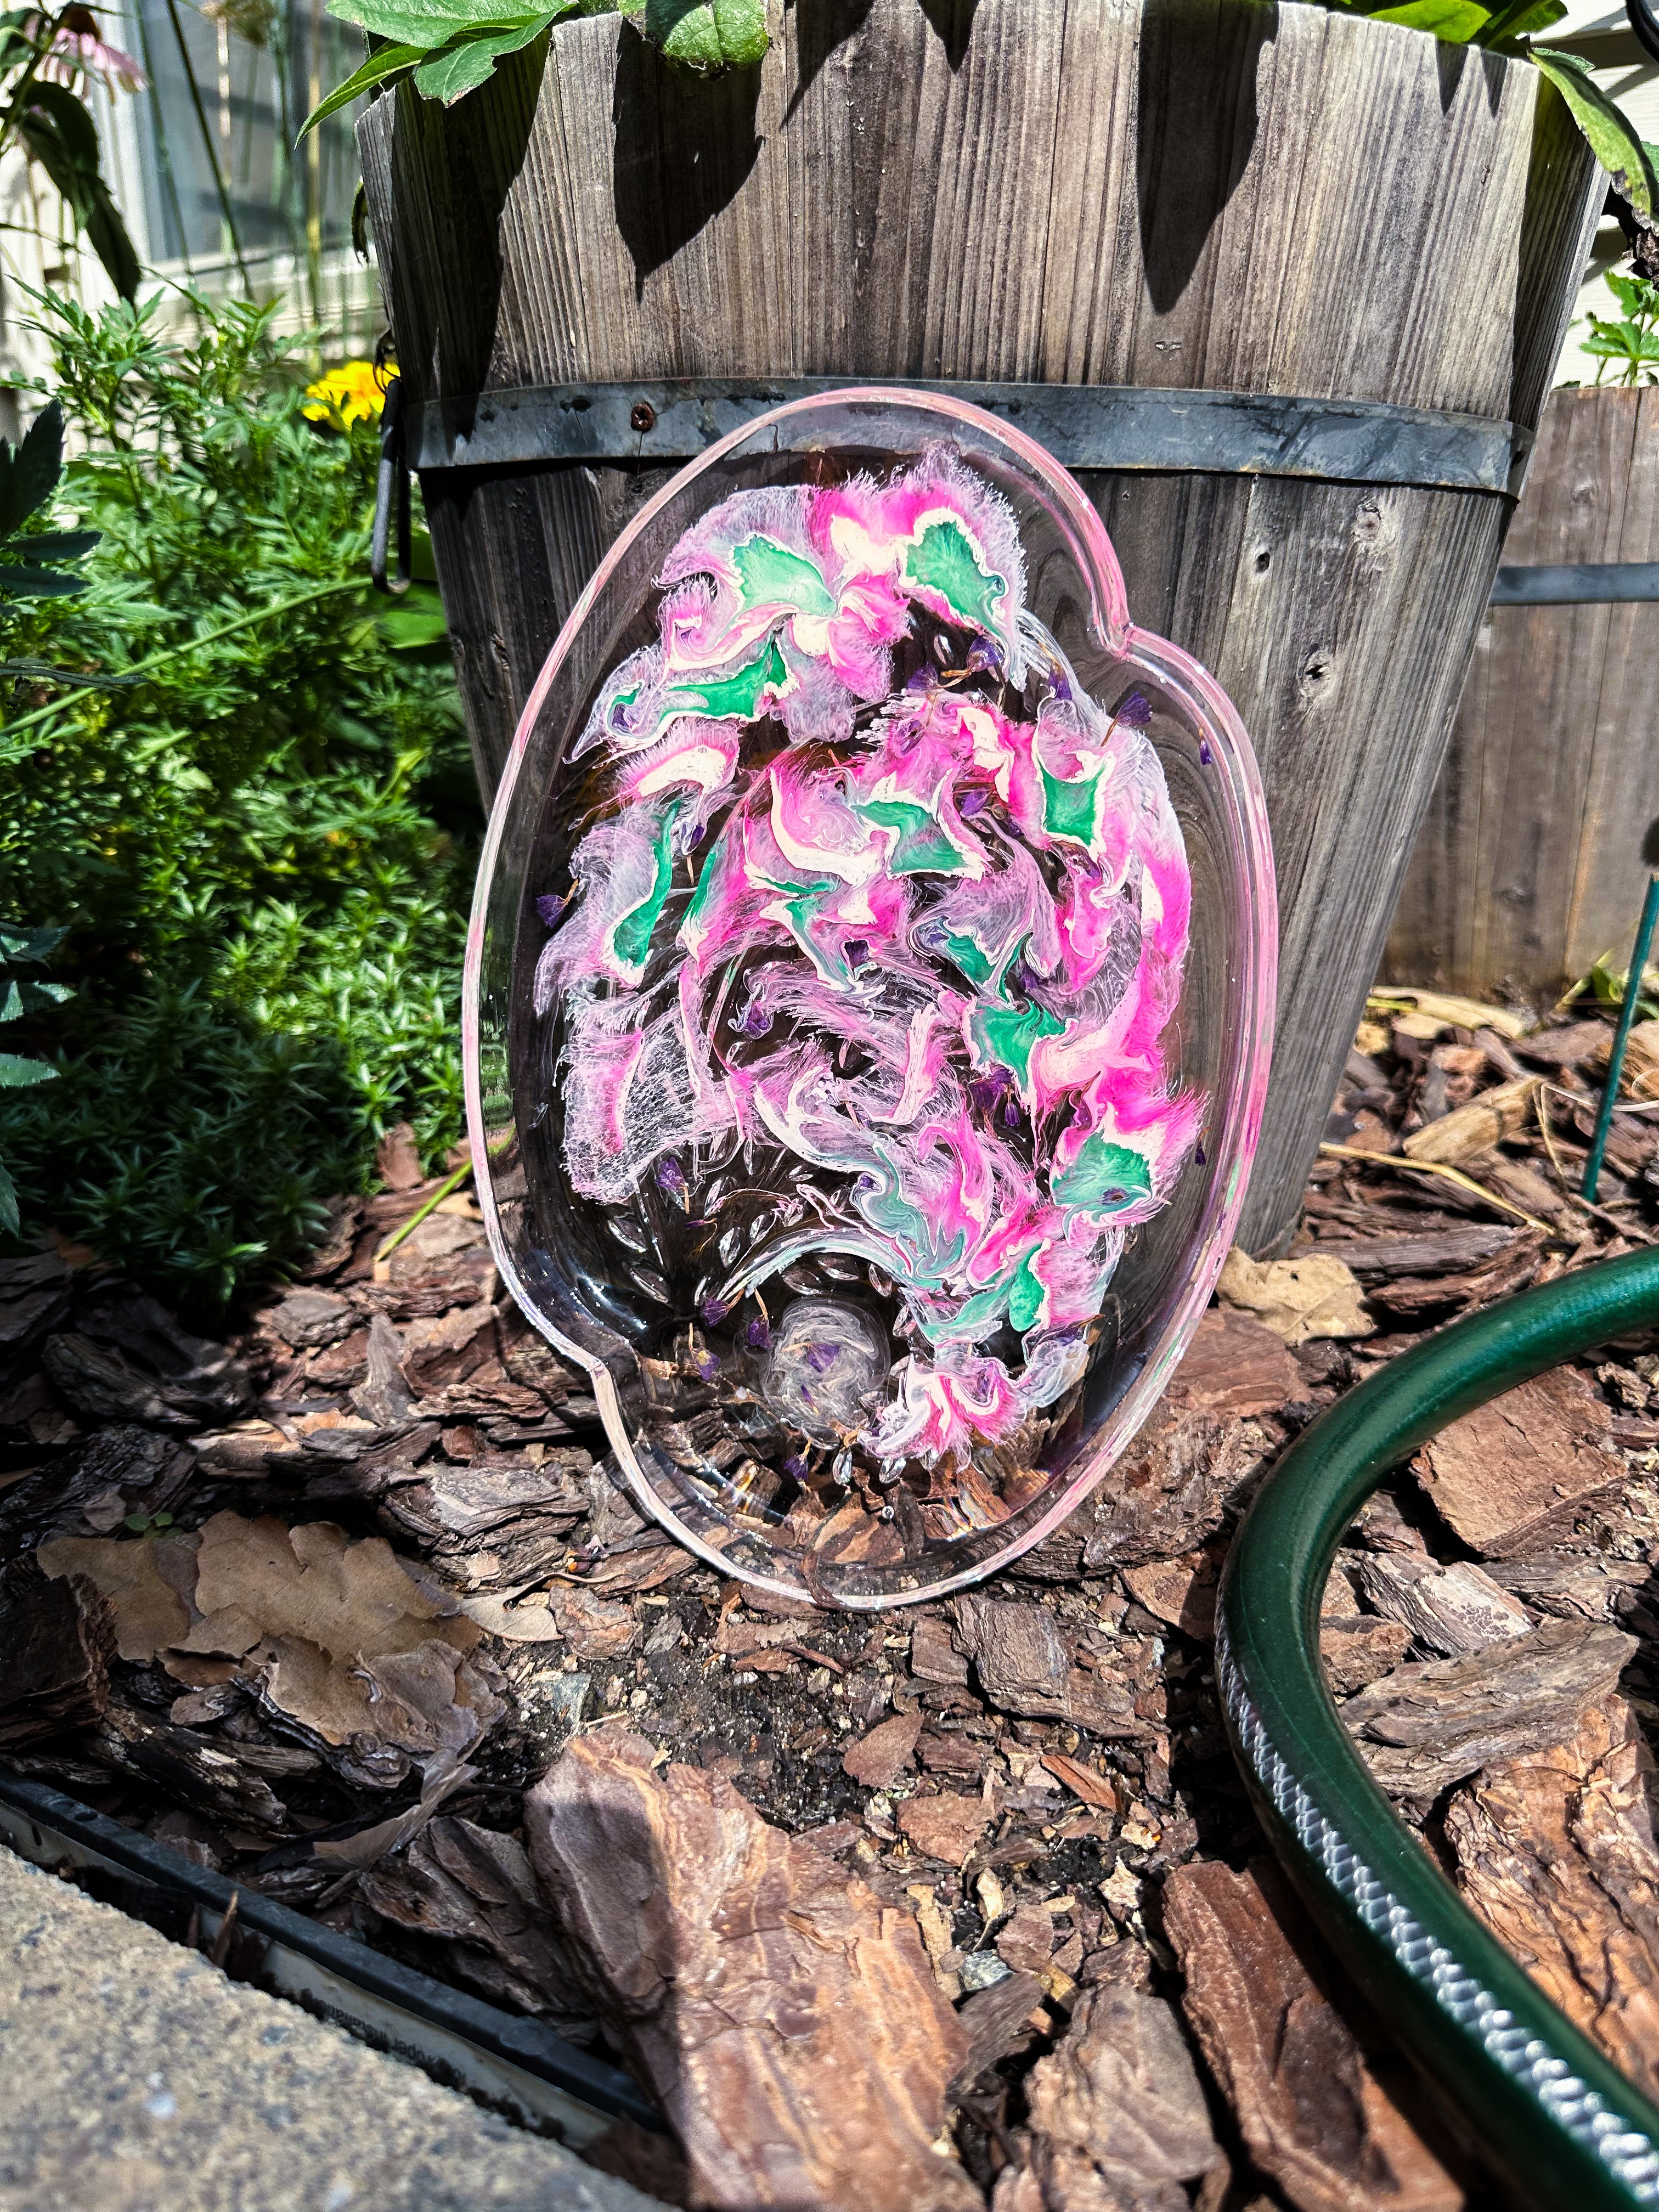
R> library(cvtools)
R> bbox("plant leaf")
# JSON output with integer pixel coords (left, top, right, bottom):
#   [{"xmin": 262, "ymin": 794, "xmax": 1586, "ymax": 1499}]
[
  {"xmin": 11, "ymin": 530, "xmax": 98, "ymax": 560},
  {"xmin": 0, "ymin": 655, "xmax": 139, "ymax": 685},
  {"xmin": 643, "ymin": 0, "xmax": 768, "ymax": 71},
  {"xmin": 1474, "ymin": 0, "xmax": 1562, "ymax": 38},
  {"xmin": 16, "ymin": 77, "xmax": 100, "ymax": 162},
  {"xmin": 377, "ymin": 581, "xmax": 449, "ymax": 647},
  {"xmin": 0, "ymin": 922, "xmax": 66, "ymax": 964},
  {"xmin": 298, "ymin": 40, "xmax": 426, "ymax": 136},
  {"xmin": 329, "ymin": 0, "xmax": 544, "ymax": 42},
  {"xmin": 1605, "ymin": 270, "xmax": 1654, "ymax": 317},
  {"xmin": 0, "ymin": 1051, "xmax": 59, "ymax": 1087},
  {"xmin": 0, "ymin": 1155, "xmax": 16, "ymax": 1238},
  {"xmin": 0, "ymin": 563, "xmax": 87, "ymax": 597},
  {"xmin": 411, "ymin": 14, "xmax": 556, "ymax": 101},
  {"xmin": 78, "ymin": 174, "xmax": 141, "ymax": 302},
  {"xmin": 0, "ymin": 399, "xmax": 64, "ymax": 543},
  {"xmin": 1367, "ymin": 0, "xmax": 1492, "ymax": 37},
  {"xmin": 302, "ymin": 0, "xmax": 572, "ymax": 129},
  {"xmin": 14, "ymin": 84, "xmax": 139, "ymax": 298},
  {"xmin": 1533, "ymin": 49, "xmax": 1658, "ymax": 218}
]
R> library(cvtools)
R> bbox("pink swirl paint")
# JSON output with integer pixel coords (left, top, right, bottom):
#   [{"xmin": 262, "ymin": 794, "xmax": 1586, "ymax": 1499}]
[{"xmin": 535, "ymin": 447, "xmax": 1201, "ymax": 1477}]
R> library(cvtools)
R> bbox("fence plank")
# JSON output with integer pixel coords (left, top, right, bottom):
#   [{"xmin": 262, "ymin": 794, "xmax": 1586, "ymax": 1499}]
[{"xmin": 1387, "ymin": 386, "xmax": 1659, "ymax": 1001}]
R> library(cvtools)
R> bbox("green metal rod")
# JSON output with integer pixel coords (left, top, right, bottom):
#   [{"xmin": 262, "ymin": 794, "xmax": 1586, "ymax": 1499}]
[
  {"xmin": 1218, "ymin": 1247, "xmax": 1659, "ymax": 2209},
  {"xmin": 1584, "ymin": 870, "xmax": 1659, "ymax": 1203}
]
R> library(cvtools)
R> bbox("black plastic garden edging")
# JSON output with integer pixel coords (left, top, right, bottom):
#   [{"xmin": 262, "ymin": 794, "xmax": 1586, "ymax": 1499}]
[{"xmin": 0, "ymin": 1768, "xmax": 658, "ymax": 2145}]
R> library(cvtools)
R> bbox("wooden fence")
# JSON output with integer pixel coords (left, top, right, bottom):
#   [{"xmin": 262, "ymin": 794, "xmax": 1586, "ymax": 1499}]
[{"xmin": 1386, "ymin": 385, "xmax": 1659, "ymax": 1003}]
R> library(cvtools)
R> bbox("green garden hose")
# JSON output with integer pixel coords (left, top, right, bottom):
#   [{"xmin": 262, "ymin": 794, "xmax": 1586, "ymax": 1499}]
[{"xmin": 1218, "ymin": 1246, "xmax": 1659, "ymax": 2208}]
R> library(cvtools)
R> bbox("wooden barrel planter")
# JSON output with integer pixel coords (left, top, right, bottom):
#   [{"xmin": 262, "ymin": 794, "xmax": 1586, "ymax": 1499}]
[
  {"xmin": 1386, "ymin": 383, "xmax": 1659, "ymax": 1004},
  {"xmin": 357, "ymin": 0, "xmax": 1600, "ymax": 1254}
]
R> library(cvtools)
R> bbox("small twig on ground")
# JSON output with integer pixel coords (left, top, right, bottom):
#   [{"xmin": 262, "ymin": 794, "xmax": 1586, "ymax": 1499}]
[
  {"xmin": 1542, "ymin": 1079, "xmax": 1659, "ymax": 1119},
  {"xmin": 313, "ymin": 1868, "xmax": 361, "ymax": 1914},
  {"xmin": 1536, "ymin": 1084, "xmax": 1574, "ymax": 1189},
  {"xmin": 375, "ymin": 1131, "xmax": 515, "ymax": 1265},
  {"xmin": 1536, "ymin": 1091, "xmax": 1659, "ymax": 1246},
  {"xmin": 1316, "ymin": 1143, "xmax": 1556, "ymax": 1234},
  {"xmin": 375, "ymin": 1158, "xmax": 475, "ymax": 1265},
  {"xmin": 207, "ymin": 1889, "xmax": 240, "ymax": 1970}
]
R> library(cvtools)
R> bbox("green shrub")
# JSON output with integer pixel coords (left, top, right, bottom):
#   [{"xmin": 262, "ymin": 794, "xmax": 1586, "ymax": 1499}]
[
  {"xmin": 1583, "ymin": 270, "xmax": 1659, "ymax": 388},
  {"xmin": 0, "ymin": 289, "xmax": 478, "ymax": 1316}
]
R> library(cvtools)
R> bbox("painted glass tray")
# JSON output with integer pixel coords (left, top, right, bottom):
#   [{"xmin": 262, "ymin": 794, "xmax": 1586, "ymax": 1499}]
[{"xmin": 466, "ymin": 390, "xmax": 1275, "ymax": 1610}]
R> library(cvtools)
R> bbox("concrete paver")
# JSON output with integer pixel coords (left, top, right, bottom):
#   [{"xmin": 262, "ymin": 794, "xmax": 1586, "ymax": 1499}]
[{"xmin": 0, "ymin": 1845, "xmax": 664, "ymax": 2212}]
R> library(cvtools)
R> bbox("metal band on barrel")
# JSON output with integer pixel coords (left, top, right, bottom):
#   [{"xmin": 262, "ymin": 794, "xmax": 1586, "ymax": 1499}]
[{"xmin": 399, "ymin": 379, "xmax": 1525, "ymax": 496}]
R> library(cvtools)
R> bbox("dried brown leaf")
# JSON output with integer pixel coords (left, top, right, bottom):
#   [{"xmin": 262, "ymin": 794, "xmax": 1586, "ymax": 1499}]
[
  {"xmin": 1217, "ymin": 1249, "xmax": 1374, "ymax": 1346},
  {"xmin": 37, "ymin": 1533, "xmax": 196, "ymax": 1661},
  {"xmin": 187, "ymin": 1513, "xmax": 473, "ymax": 1663}
]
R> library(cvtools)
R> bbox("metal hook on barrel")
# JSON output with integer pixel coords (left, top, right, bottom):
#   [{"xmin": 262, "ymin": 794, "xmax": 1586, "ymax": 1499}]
[{"xmin": 371, "ymin": 374, "xmax": 411, "ymax": 596}]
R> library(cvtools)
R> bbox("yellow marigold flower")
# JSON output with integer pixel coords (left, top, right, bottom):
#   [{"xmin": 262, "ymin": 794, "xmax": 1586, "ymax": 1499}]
[{"xmin": 302, "ymin": 360, "xmax": 385, "ymax": 429}]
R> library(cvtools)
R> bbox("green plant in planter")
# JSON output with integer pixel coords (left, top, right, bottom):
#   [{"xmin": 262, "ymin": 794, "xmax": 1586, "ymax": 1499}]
[
  {"xmin": 302, "ymin": 0, "xmax": 1656, "ymax": 223},
  {"xmin": 0, "ymin": 291, "xmax": 478, "ymax": 1316},
  {"xmin": 1583, "ymin": 268, "xmax": 1659, "ymax": 386}
]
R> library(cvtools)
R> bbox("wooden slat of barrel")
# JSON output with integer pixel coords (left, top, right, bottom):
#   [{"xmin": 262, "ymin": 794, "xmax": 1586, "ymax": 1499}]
[
  {"xmin": 1388, "ymin": 385, "xmax": 1659, "ymax": 1001},
  {"xmin": 358, "ymin": 0, "xmax": 1599, "ymax": 1251}
]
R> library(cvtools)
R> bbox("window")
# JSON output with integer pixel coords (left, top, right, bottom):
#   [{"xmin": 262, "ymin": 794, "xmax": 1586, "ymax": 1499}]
[{"xmin": 98, "ymin": 0, "xmax": 378, "ymax": 343}]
